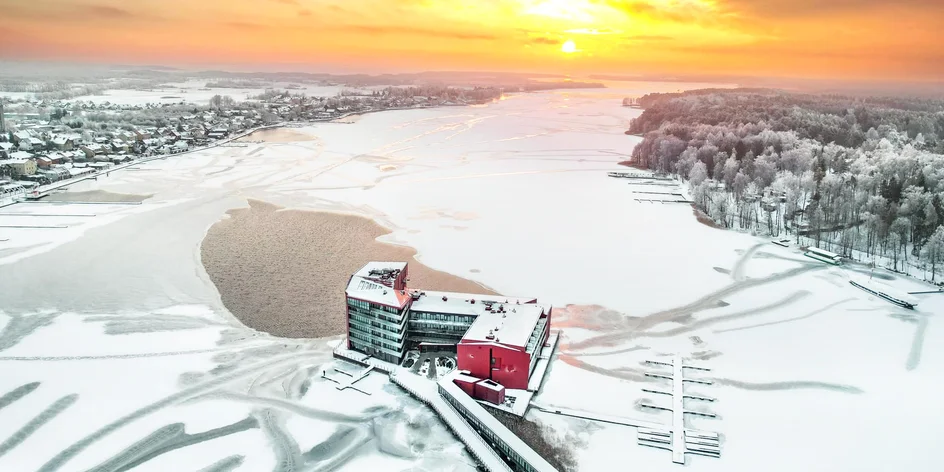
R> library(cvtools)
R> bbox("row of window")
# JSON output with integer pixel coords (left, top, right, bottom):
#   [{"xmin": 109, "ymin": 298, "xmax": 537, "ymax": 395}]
[
  {"xmin": 350, "ymin": 337, "xmax": 402, "ymax": 361},
  {"xmin": 439, "ymin": 386, "xmax": 536, "ymax": 472},
  {"xmin": 411, "ymin": 311, "xmax": 476, "ymax": 324},
  {"xmin": 349, "ymin": 312, "xmax": 406, "ymax": 336},
  {"xmin": 348, "ymin": 324, "xmax": 404, "ymax": 350},
  {"xmin": 348, "ymin": 305, "xmax": 405, "ymax": 327},
  {"xmin": 409, "ymin": 319, "xmax": 471, "ymax": 329},
  {"xmin": 347, "ymin": 297, "xmax": 401, "ymax": 315}
]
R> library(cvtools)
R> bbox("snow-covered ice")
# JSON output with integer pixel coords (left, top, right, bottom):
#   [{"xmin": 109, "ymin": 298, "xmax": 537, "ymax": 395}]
[{"xmin": 1, "ymin": 85, "xmax": 941, "ymax": 472}]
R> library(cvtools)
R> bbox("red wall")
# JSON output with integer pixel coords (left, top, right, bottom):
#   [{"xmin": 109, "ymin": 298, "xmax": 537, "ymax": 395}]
[
  {"xmin": 454, "ymin": 377, "xmax": 478, "ymax": 397},
  {"xmin": 474, "ymin": 381, "xmax": 506, "ymax": 405},
  {"xmin": 457, "ymin": 343, "xmax": 491, "ymax": 379},
  {"xmin": 457, "ymin": 342, "xmax": 531, "ymax": 390}
]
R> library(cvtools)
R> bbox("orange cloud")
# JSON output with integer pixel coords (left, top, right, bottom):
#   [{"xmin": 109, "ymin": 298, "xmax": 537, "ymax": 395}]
[{"xmin": 0, "ymin": 0, "xmax": 939, "ymax": 81}]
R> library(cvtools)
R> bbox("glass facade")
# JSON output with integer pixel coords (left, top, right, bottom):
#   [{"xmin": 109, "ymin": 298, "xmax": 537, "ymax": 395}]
[
  {"xmin": 346, "ymin": 296, "xmax": 408, "ymax": 364},
  {"xmin": 407, "ymin": 310, "xmax": 477, "ymax": 346}
]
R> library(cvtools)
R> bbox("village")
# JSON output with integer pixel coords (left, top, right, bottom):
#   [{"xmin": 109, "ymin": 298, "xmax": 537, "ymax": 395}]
[{"xmin": 0, "ymin": 85, "xmax": 502, "ymax": 200}]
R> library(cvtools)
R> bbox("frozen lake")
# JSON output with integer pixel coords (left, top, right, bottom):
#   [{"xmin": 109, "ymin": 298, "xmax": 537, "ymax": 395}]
[{"xmin": 1, "ymin": 87, "xmax": 941, "ymax": 472}]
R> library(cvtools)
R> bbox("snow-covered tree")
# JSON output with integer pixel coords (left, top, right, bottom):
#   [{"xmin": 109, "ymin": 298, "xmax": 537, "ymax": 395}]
[
  {"xmin": 922, "ymin": 226, "xmax": 944, "ymax": 281},
  {"xmin": 689, "ymin": 160, "xmax": 708, "ymax": 186}
]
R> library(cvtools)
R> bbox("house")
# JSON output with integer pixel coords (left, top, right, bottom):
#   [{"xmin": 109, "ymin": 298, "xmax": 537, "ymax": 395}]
[
  {"xmin": 12, "ymin": 130, "xmax": 32, "ymax": 145},
  {"xmin": 118, "ymin": 131, "xmax": 137, "ymax": 143},
  {"xmin": 207, "ymin": 128, "xmax": 228, "ymax": 139},
  {"xmin": 28, "ymin": 137, "xmax": 45, "ymax": 151},
  {"xmin": 0, "ymin": 142, "xmax": 13, "ymax": 159},
  {"xmin": 110, "ymin": 155, "xmax": 133, "ymax": 164},
  {"xmin": 7, "ymin": 154, "xmax": 37, "ymax": 176},
  {"xmin": 35, "ymin": 156, "xmax": 53, "ymax": 168},
  {"xmin": 111, "ymin": 139, "xmax": 129, "ymax": 153},
  {"xmin": 80, "ymin": 143, "xmax": 107, "ymax": 159},
  {"xmin": 46, "ymin": 152, "xmax": 65, "ymax": 165},
  {"xmin": 51, "ymin": 136, "xmax": 74, "ymax": 151},
  {"xmin": 40, "ymin": 166, "xmax": 71, "ymax": 183},
  {"xmin": 133, "ymin": 130, "xmax": 151, "ymax": 141},
  {"xmin": 143, "ymin": 137, "xmax": 164, "ymax": 148},
  {"xmin": 161, "ymin": 128, "xmax": 180, "ymax": 142}
]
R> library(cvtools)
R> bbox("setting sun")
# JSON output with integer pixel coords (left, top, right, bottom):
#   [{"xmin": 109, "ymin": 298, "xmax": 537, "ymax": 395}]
[{"xmin": 561, "ymin": 40, "xmax": 577, "ymax": 54}]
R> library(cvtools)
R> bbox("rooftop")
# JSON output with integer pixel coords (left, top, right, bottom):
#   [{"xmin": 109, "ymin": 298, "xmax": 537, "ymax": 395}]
[
  {"xmin": 354, "ymin": 261, "xmax": 407, "ymax": 287},
  {"xmin": 346, "ymin": 262, "xmax": 410, "ymax": 308},
  {"xmin": 462, "ymin": 305, "xmax": 544, "ymax": 348},
  {"xmin": 410, "ymin": 290, "xmax": 546, "ymax": 348},
  {"xmin": 477, "ymin": 379, "xmax": 504, "ymax": 392}
]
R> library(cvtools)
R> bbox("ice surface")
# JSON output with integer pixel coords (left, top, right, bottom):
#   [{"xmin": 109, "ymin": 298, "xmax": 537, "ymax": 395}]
[{"xmin": 1, "ymin": 86, "xmax": 941, "ymax": 471}]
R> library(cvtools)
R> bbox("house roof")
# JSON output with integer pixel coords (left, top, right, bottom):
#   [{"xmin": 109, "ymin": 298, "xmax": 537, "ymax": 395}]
[{"xmin": 9, "ymin": 151, "xmax": 34, "ymax": 160}]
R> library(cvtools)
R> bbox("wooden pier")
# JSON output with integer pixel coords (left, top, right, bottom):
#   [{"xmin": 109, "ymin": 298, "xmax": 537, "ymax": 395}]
[{"xmin": 639, "ymin": 356, "xmax": 721, "ymax": 464}]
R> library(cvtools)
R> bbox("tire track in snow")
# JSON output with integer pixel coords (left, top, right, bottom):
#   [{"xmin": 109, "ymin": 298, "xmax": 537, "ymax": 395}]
[
  {"xmin": 197, "ymin": 455, "xmax": 245, "ymax": 472},
  {"xmin": 37, "ymin": 352, "xmax": 311, "ymax": 472},
  {"xmin": 255, "ymin": 408, "xmax": 302, "ymax": 472},
  {"xmin": 0, "ymin": 394, "xmax": 78, "ymax": 459},
  {"xmin": 565, "ymin": 264, "xmax": 823, "ymax": 351},
  {"xmin": 0, "ymin": 382, "xmax": 40, "ymax": 411}
]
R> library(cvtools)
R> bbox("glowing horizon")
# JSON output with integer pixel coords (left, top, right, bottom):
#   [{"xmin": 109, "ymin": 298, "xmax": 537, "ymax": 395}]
[{"xmin": 0, "ymin": 0, "xmax": 942, "ymax": 81}]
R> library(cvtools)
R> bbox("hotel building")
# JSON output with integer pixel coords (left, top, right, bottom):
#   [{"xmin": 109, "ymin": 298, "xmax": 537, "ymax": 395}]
[{"xmin": 345, "ymin": 262, "xmax": 552, "ymax": 391}]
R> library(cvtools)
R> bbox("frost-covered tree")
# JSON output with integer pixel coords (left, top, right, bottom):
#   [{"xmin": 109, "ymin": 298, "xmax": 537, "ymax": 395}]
[
  {"xmin": 922, "ymin": 226, "xmax": 944, "ymax": 281},
  {"xmin": 689, "ymin": 160, "xmax": 708, "ymax": 186},
  {"xmin": 627, "ymin": 88, "xmax": 944, "ymax": 275}
]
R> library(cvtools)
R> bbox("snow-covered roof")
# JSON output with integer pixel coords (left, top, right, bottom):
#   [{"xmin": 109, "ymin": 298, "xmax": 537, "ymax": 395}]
[
  {"xmin": 9, "ymin": 151, "xmax": 33, "ymax": 160},
  {"xmin": 409, "ymin": 291, "xmax": 537, "ymax": 317},
  {"xmin": 346, "ymin": 261, "xmax": 411, "ymax": 308},
  {"xmin": 68, "ymin": 167, "xmax": 95, "ymax": 176},
  {"xmin": 462, "ymin": 304, "xmax": 544, "ymax": 348},
  {"xmin": 354, "ymin": 261, "xmax": 407, "ymax": 282},
  {"xmin": 476, "ymin": 379, "xmax": 504, "ymax": 392},
  {"xmin": 409, "ymin": 290, "xmax": 547, "ymax": 348},
  {"xmin": 453, "ymin": 371, "xmax": 482, "ymax": 384}
]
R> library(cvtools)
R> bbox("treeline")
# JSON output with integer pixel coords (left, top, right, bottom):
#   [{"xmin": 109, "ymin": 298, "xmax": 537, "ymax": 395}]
[
  {"xmin": 1, "ymin": 79, "xmax": 182, "ymax": 101},
  {"xmin": 205, "ymin": 80, "xmax": 270, "ymax": 89},
  {"xmin": 628, "ymin": 89, "xmax": 944, "ymax": 281}
]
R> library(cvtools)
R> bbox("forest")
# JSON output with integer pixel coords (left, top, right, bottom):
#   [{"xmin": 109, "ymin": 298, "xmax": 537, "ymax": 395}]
[{"xmin": 628, "ymin": 89, "xmax": 944, "ymax": 282}]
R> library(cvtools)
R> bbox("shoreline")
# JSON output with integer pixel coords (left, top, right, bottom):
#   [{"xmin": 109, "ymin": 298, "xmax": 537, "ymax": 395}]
[{"xmin": 200, "ymin": 199, "xmax": 498, "ymax": 339}]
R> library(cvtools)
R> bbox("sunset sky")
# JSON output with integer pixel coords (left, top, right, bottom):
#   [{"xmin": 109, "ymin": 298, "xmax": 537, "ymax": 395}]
[{"xmin": 0, "ymin": 0, "xmax": 942, "ymax": 80}]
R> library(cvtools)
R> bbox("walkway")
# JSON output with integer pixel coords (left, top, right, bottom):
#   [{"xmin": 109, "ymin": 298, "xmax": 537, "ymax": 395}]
[{"xmin": 390, "ymin": 369, "xmax": 513, "ymax": 472}]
